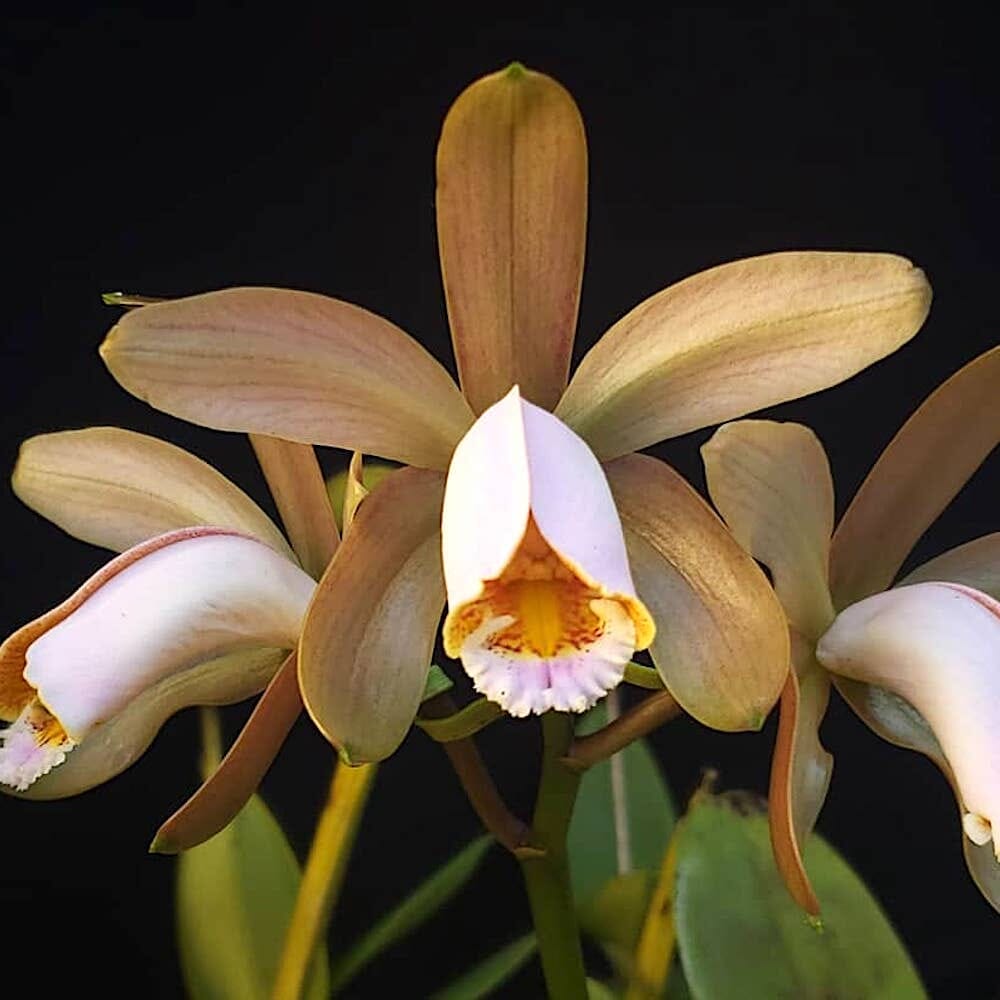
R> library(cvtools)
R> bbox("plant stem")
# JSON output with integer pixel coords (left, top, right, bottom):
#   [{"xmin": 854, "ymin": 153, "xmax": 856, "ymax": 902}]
[
  {"xmin": 272, "ymin": 761, "xmax": 376, "ymax": 1000},
  {"xmin": 563, "ymin": 689, "xmax": 682, "ymax": 772},
  {"xmin": 519, "ymin": 712, "xmax": 588, "ymax": 999},
  {"xmin": 421, "ymin": 693, "xmax": 535, "ymax": 854}
]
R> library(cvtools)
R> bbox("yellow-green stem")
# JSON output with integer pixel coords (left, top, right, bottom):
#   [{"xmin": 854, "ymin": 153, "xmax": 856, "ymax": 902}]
[
  {"xmin": 519, "ymin": 712, "xmax": 587, "ymax": 998},
  {"xmin": 271, "ymin": 762, "xmax": 376, "ymax": 1000}
]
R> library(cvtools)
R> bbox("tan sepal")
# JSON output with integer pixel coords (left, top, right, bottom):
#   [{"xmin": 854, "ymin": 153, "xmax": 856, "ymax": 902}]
[
  {"xmin": 151, "ymin": 652, "xmax": 301, "ymax": 852},
  {"xmin": 13, "ymin": 427, "xmax": 293, "ymax": 559},
  {"xmin": 830, "ymin": 346, "xmax": 1000, "ymax": 608},
  {"xmin": 250, "ymin": 435, "xmax": 338, "ymax": 578},
  {"xmin": 556, "ymin": 252, "xmax": 931, "ymax": 460},
  {"xmin": 703, "ymin": 420, "xmax": 836, "ymax": 639},
  {"xmin": 606, "ymin": 454, "xmax": 789, "ymax": 731},
  {"xmin": 768, "ymin": 638, "xmax": 833, "ymax": 916},
  {"xmin": 100, "ymin": 287, "xmax": 473, "ymax": 470},
  {"xmin": 437, "ymin": 64, "xmax": 587, "ymax": 413},
  {"xmin": 299, "ymin": 468, "xmax": 446, "ymax": 763},
  {"xmin": 901, "ymin": 533, "xmax": 1000, "ymax": 600}
]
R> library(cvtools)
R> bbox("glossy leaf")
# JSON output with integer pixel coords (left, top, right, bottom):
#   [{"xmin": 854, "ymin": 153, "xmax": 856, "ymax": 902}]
[
  {"xmin": 177, "ymin": 714, "xmax": 328, "ymax": 1000},
  {"xmin": 568, "ymin": 699, "xmax": 677, "ymax": 904},
  {"xmin": 587, "ymin": 980, "xmax": 620, "ymax": 1000},
  {"xmin": 430, "ymin": 934, "xmax": 537, "ymax": 1000},
  {"xmin": 422, "ymin": 664, "xmax": 456, "ymax": 702},
  {"xmin": 577, "ymin": 869, "xmax": 656, "ymax": 959},
  {"xmin": 673, "ymin": 792, "xmax": 926, "ymax": 999},
  {"xmin": 329, "ymin": 835, "xmax": 493, "ymax": 993}
]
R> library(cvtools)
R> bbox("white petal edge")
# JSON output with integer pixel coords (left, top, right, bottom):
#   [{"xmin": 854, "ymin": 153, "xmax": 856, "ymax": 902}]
[
  {"xmin": 817, "ymin": 582, "xmax": 1000, "ymax": 858},
  {"xmin": 8, "ymin": 529, "xmax": 314, "ymax": 742},
  {"xmin": 6, "ymin": 648, "xmax": 285, "ymax": 799},
  {"xmin": 460, "ymin": 599, "xmax": 635, "ymax": 717}
]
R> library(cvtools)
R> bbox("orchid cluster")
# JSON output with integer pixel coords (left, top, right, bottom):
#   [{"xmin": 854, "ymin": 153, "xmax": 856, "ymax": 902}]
[{"xmin": 2, "ymin": 64, "xmax": 996, "ymax": 999}]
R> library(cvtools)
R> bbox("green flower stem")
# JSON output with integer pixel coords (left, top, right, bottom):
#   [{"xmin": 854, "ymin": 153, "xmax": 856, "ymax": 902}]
[
  {"xmin": 562, "ymin": 690, "xmax": 682, "ymax": 773},
  {"xmin": 623, "ymin": 661, "xmax": 665, "ymax": 690},
  {"xmin": 414, "ymin": 696, "xmax": 505, "ymax": 741},
  {"xmin": 519, "ymin": 712, "xmax": 588, "ymax": 999},
  {"xmin": 272, "ymin": 760, "xmax": 376, "ymax": 1000}
]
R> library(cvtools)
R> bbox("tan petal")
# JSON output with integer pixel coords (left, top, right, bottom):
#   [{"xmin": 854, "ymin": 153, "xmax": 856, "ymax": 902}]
[
  {"xmin": 702, "ymin": 420, "xmax": 836, "ymax": 639},
  {"xmin": 299, "ymin": 467, "xmax": 446, "ymax": 763},
  {"xmin": 556, "ymin": 252, "xmax": 931, "ymax": 459},
  {"xmin": 606, "ymin": 454, "xmax": 789, "ymax": 731},
  {"xmin": 901, "ymin": 533, "xmax": 1000, "ymax": 600},
  {"xmin": 249, "ymin": 435, "xmax": 339, "ymax": 578},
  {"xmin": 8, "ymin": 647, "xmax": 285, "ymax": 800},
  {"xmin": 768, "ymin": 638, "xmax": 833, "ymax": 915},
  {"xmin": 13, "ymin": 427, "xmax": 293, "ymax": 559},
  {"xmin": 830, "ymin": 346, "xmax": 1000, "ymax": 608},
  {"xmin": 100, "ymin": 288, "xmax": 474, "ymax": 469},
  {"xmin": 151, "ymin": 652, "xmax": 301, "ymax": 852},
  {"xmin": 436, "ymin": 63, "xmax": 587, "ymax": 413}
]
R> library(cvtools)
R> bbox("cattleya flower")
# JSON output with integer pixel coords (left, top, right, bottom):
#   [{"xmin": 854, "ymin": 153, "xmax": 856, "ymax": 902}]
[
  {"xmin": 91, "ymin": 64, "xmax": 932, "ymax": 766},
  {"xmin": 0, "ymin": 427, "xmax": 328, "ymax": 808},
  {"xmin": 702, "ymin": 345, "xmax": 999, "ymax": 913}
]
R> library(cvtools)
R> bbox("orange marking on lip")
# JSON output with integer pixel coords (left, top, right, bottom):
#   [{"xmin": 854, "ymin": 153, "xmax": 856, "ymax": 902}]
[{"xmin": 450, "ymin": 516, "xmax": 604, "ymax": 658}]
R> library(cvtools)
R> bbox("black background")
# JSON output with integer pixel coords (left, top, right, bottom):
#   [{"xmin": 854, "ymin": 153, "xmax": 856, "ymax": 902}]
[{"xmin": 2, "ymin": 5, "xmax": 997, "ymax": 997}]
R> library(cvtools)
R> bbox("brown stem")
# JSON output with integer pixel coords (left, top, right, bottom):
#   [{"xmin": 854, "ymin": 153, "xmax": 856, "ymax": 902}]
[
  {"xmin": 421, "ymin": 695, "xmax": 537, "ymax": 855},
  {"xmin": 563, "ymin": 689, "xmax": 682, "ymax": 772}
]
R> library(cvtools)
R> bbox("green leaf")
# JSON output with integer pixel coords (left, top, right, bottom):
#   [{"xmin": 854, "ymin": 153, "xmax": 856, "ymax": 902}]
[
  {"xmin": 415, "ymin": 696, "xmax": 505, "ymax": 741},
  {"xmin": 176, "ymin": 793, "xmax": 329, "ymax": 1000},
  {"xmin": 577, "ymin": 869, "xmax": 655, "ymax": 957},
  {"xmin": 567, "ymin": 700, "xmax": 677, "ymax": 905},
  {"xmin": 430, "ymin": 933, "xmax": 537, "ymax": 999},
  {"xmin": 326, "ymin": 460, "xmax": 396, "ymax": 532},
  {"xmin": 329, "ymin": 834, "xmax": 493, "ymax": 992},
  {"xmin": 422, "ymin": 663, "xmax": 455, "ymax": 702},
  {"xmin": 673, "ymin": 792, "xmax": 927, "ymax": 999},
  {"xmin": 586, "ymin": 978, "xmax": 620, "ymax": 1000}
]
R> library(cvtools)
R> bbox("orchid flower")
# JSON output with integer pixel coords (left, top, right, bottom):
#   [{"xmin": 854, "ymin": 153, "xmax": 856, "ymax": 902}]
[
  {"xmin": 93, "ymin": 64, "xmax": 931, "ymax": 766},
  {"xmin": 701, "ymin": 345, "xmax": 999, "ymax": 913},
  {"xmin": 0, "ymin": 428, "xmax": 324, "ymax": 809}
]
